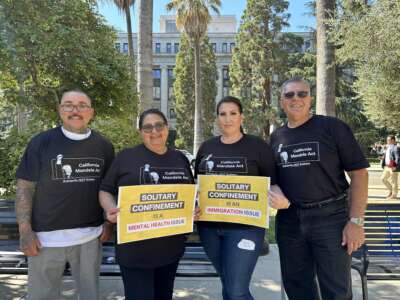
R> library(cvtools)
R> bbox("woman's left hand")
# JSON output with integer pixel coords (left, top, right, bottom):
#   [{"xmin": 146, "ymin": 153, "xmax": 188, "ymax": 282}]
[{"xmin": 193, "ymin": 206, "xmax": 202, "ymax": 221}]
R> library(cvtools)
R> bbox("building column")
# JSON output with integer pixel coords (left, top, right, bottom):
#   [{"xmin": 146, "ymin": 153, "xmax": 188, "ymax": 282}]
[
  {"xmin": 216, "ymin": 66, "xmax": 224, "ymax": 104},
  {"xmin": 160, "ymin": 65, "xmax": 168, "ymax": 116}
]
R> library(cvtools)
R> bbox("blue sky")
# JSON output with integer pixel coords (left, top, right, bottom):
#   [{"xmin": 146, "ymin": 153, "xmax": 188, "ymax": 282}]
[{"xmin": 98, "ymin": 0, "xmax": 315, "ymax": 33}]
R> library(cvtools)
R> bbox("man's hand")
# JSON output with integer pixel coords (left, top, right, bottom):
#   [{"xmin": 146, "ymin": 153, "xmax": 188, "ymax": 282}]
[
  {"xmin": 342, "ymin": 221, "xmax": 365, "ymax": 255},
  {"xmin": 105, "ymin": 207, "xmax": 119, "ymax": 224},
  {"xmin": 16, "ymin": 179, "xmax": 40, "ymax": 256},
  {"xmin": 99, "ymin": 221, "xmax": 115, "ymax": 242},
  {"xmin": 19, "ymin": 226, "xmax": 41, "ymax": 256}
]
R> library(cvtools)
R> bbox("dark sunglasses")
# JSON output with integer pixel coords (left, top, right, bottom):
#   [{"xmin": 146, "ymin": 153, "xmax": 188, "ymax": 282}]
[
  {"xmin": 141, "ymin": 122, "xmax": 166, "ymax": 133},
  {"xmin": 283, "ymin": 91, "xmax": 309, "ymax": 99}
]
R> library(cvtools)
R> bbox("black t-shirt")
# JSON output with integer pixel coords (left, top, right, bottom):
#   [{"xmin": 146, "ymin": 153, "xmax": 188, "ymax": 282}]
[
  {"xmin": 100, "ymin": 144, "xmax": 194, "ymax": 268},
  {"xmin": 195, "ymin": 134, "xmax": 276, "ymax": 228},
  {"xmin": 269, "ymin": 115, "xmax": 369, "ymax": 205},
  {"xmin": 16, "ymin": 127, "xmax": 114, "ymax": 232}
]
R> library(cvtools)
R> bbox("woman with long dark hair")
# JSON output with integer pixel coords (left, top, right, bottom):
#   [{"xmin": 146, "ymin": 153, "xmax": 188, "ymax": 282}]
[{"xmin": 195, "ymin": 96, "xmax": 289, "ymax": 300}]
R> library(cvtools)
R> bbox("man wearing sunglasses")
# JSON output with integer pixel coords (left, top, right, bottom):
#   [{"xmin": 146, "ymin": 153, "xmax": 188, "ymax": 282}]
[
  {"xmin": 15, "ymin": 89, "xmax": 115, "ymax": 299},
  {"xmin": 269, "ymin": 78, "xmax": 369, "ymax": 300}
]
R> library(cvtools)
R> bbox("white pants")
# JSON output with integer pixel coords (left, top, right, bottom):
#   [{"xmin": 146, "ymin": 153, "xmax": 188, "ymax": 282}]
[{"xmin": 381, "ymin": 166, "xmax": 398, "ymax": 197}]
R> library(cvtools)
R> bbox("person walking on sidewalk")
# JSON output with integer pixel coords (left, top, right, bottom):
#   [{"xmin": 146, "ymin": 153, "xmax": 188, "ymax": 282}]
[
  {"xmin": 269, "ymin": 77, "xmax": 369, "ymax": 300},
  {"xmin": 15, "ymin": 89, "xmax": 115, "ymax": 300},
  {"xmin": 381, "ymin": 135, "xmax": 399, "ymax": 199}
]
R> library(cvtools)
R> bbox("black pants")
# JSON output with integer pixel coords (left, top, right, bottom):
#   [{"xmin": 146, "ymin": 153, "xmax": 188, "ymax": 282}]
[
  {"xmin": 276, "ymin": 200, "xmax": 352, "ymax": 300},
  {"xmin": 119, "ymin": 259, "xmax": 180, "ymax": 300}
]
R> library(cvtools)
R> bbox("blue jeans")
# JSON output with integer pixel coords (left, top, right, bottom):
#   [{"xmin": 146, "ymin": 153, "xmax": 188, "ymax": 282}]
[
  {"xmin": 198, "ymin": 223, "xmax": 265, "ymax": 300},
  {"xmin": 276, "ymin": 200, "xmax": 352, "ymax": 300}
]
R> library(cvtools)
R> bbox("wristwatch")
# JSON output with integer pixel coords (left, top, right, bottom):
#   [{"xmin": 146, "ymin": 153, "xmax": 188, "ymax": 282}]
[{"xmin": 350, "ymin": 217, "xmax": 364, "ymax": 226}]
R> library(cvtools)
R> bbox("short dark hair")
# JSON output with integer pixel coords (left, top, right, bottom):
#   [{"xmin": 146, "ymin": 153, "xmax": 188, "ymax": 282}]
[
  {"xmin": 281, "ymin": 77, "xmax": 310, "ymax": 96},
  {"xmin": 60, "ymin": 89, "xmax": 91, "ymax": 105},
  {"xmin": 216, "ymin": 96, "xmax": 243, "ymax": 115},
  {"xmin": 388, "ymin": 135, "xmax": 396, "ymax": 141},
  {"xmin": 138, "ymin": 109, "xmax": 168, "ymax": 129}
]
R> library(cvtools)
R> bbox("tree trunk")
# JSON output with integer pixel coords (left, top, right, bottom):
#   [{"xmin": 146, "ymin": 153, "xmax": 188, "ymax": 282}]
[
  {"xmin": 137, "ymin": 0, "xmax": 153, "ymax": 112},
  {"xmin": 316, "ymin": 0, "xmax": 336, "ymax": 116},
  {"xmin": 125, "ymin": 5, "xmax": 136, "ymax": 82},
  {"xmin": 262, "ymin": 77, "xmax": 271, "ymax": 139},
  {"xmin": 193, "ymin": 43, "xmax": 204, "ymax": 155}
]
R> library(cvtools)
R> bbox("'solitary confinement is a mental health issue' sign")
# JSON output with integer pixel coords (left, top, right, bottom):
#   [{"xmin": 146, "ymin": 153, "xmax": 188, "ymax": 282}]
[{"xmin": 117, "ymin": 184, "xmax": 196, "ymax": 244}]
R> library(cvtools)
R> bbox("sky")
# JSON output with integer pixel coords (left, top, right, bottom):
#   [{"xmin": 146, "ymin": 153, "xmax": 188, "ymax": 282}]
[{"xmin": 98, "ymin": 0, "xmax": 315, "ymax": 33}]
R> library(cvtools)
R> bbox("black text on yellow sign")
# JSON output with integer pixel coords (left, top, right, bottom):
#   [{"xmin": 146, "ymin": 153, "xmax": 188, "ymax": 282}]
[
  {"xmin": 117, "ymin": 184, "xmax": 196, "ymax": 244},
  {"xmin": 198, "ymin": 175, "xmax": 269, "ymax": 228}
]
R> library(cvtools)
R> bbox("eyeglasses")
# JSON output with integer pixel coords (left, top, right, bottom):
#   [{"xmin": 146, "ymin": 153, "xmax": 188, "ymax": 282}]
[
  {"xmin": 283, "ymin": 91, "xmax": 309, "ymax": 100},
  {"xmin": 60, "ymin": 103, "xmax": 92, "ymax": 112},
  {"xmin": 141, "ymin": 122, "xmax": 166, "ymax": 133}
]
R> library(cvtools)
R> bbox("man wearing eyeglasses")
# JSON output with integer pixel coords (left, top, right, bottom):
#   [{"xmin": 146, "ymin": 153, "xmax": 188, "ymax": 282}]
[
  {"xmin": 16, "ymin": 89, "xmax": 115, "ymax": 299},
  {"xmin": 269, "ymin": 78, "xmax": 369, "ymax": 300}
]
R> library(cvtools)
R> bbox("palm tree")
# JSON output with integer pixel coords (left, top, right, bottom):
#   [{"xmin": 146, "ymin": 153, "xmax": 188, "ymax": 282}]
[
  {"xmin": 166, "ymin": 0, "xmax": 220, "ymax": 154},
  {"xmin": 104, "ymin": 1, "xmax": 136, "ymax": 79},
  {"xmin": 137, "ymin": 0, "xmax": 153, "ymax": 111},
  {"xmin": 316, "ymin": 0, "xmax": 336, "ymax": 116}
]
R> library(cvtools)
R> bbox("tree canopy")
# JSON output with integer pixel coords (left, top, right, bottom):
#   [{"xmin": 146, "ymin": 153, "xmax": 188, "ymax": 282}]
[
  {"xmin": 331, "ymin": 0, "xmax": 400, "ymax": 131},
  {"xmin": 173, "ymin": 35, "xmax": 217, "ymax": 150},
  {"xmin": 230, "ymin": 0, "xmax": 290, "ymax": 138},
  {"xmin": 0, "ymin": 0, "xmax": 136, "ymax": 121}
]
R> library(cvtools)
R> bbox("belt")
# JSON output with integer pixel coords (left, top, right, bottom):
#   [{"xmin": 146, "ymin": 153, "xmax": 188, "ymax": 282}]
[{"xmin": 295, "ymin": 192, "xmax": 347, "ymax": 209}]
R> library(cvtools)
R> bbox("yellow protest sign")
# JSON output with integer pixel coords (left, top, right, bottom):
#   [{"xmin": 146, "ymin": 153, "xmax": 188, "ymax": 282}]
[
  {"xmin": 198, "ymin": 175, "xmax": 269, "ymax": 228},
  {"xmin": 117, "ymin": 184, "xmax": 196, "ymax": 244}
]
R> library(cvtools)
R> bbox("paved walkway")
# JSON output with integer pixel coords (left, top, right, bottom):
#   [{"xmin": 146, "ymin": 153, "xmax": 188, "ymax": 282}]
[{"xmin": 1, "ymin": 245, "xmax": 399, "ymax": 299}]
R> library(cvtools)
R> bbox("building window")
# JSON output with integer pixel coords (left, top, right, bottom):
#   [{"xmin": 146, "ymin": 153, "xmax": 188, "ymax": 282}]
[
  {"xmin": 169, "ymin": 108, "xmax": 176, "ymax": 119},
  {"xmin": 155, "ymin": 43, "xmax": 161, "ymax": 53},
  {"xmin": 229, "ymin": 43, "xmax": 235, "ymax": 53},
  {"xmin": 166, "ymin": 20, "xmax": 178, "ymax": 33},
  {"xmin": 123, "ymin": 43, "xmax": 129, "ymax": 54},
  {"xmin": 166, "ymin": 43, "xmax": 172, "ymax": 53},
  {"xmin": 222, "ymin": 43, "xmax": 228, "ymax": 53},
  {"xmin": 153, "ymin": 69, "xmax": 161, "ymax": 100},
  {"xmin": 115, "ymin": 43, "xmax": 121, "ymax": 52},
  {"xmin": 174, "ymin": 43, "xmax": 179, "ymax": 53},
  {"xmin": 223, "ymin": 67, "xmax": 230, "ymax": 97},
  {"xmin": 212, "ymin": 43, "xmax": 217, "ymax": 53}
]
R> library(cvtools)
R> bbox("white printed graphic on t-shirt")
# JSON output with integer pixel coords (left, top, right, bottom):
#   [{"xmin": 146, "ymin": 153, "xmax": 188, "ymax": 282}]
[
  {"xmin": 277, "ymin": 142, "xmax": 320, "ymax": 168},
  {"xmin": 51, "ymin": 154, "xmax": 104, "ymax": 183},
  {"xmin": 199, "ymin": 155, "xmax": 248, "ymax": 174},
  {"xmin": 140, "ymin": 164, "xmax": 190, "ymax": 184}
]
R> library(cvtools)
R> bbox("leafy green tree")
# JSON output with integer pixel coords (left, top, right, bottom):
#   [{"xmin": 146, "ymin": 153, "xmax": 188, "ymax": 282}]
[
  {"xmin": 230, "ymin": 0, "xmax": 289, "ymax": 138},
  {"xmin": 0, "ymin": 0, "xmax": 139, "ymax": 195},
  {"xmin": 0, "ymin": 0, "xmax": 136, "ymax": 122},
  {"xmin": 166, "ymin": 0, "xmax": 221, "ymax": 154},
  {"xmin": 331, "ymin": 0, "xmax": 400, "ymax": 131},
  {"xmin": 173, "ymin": 35, "xmax": 217, "ymax": 150}
]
